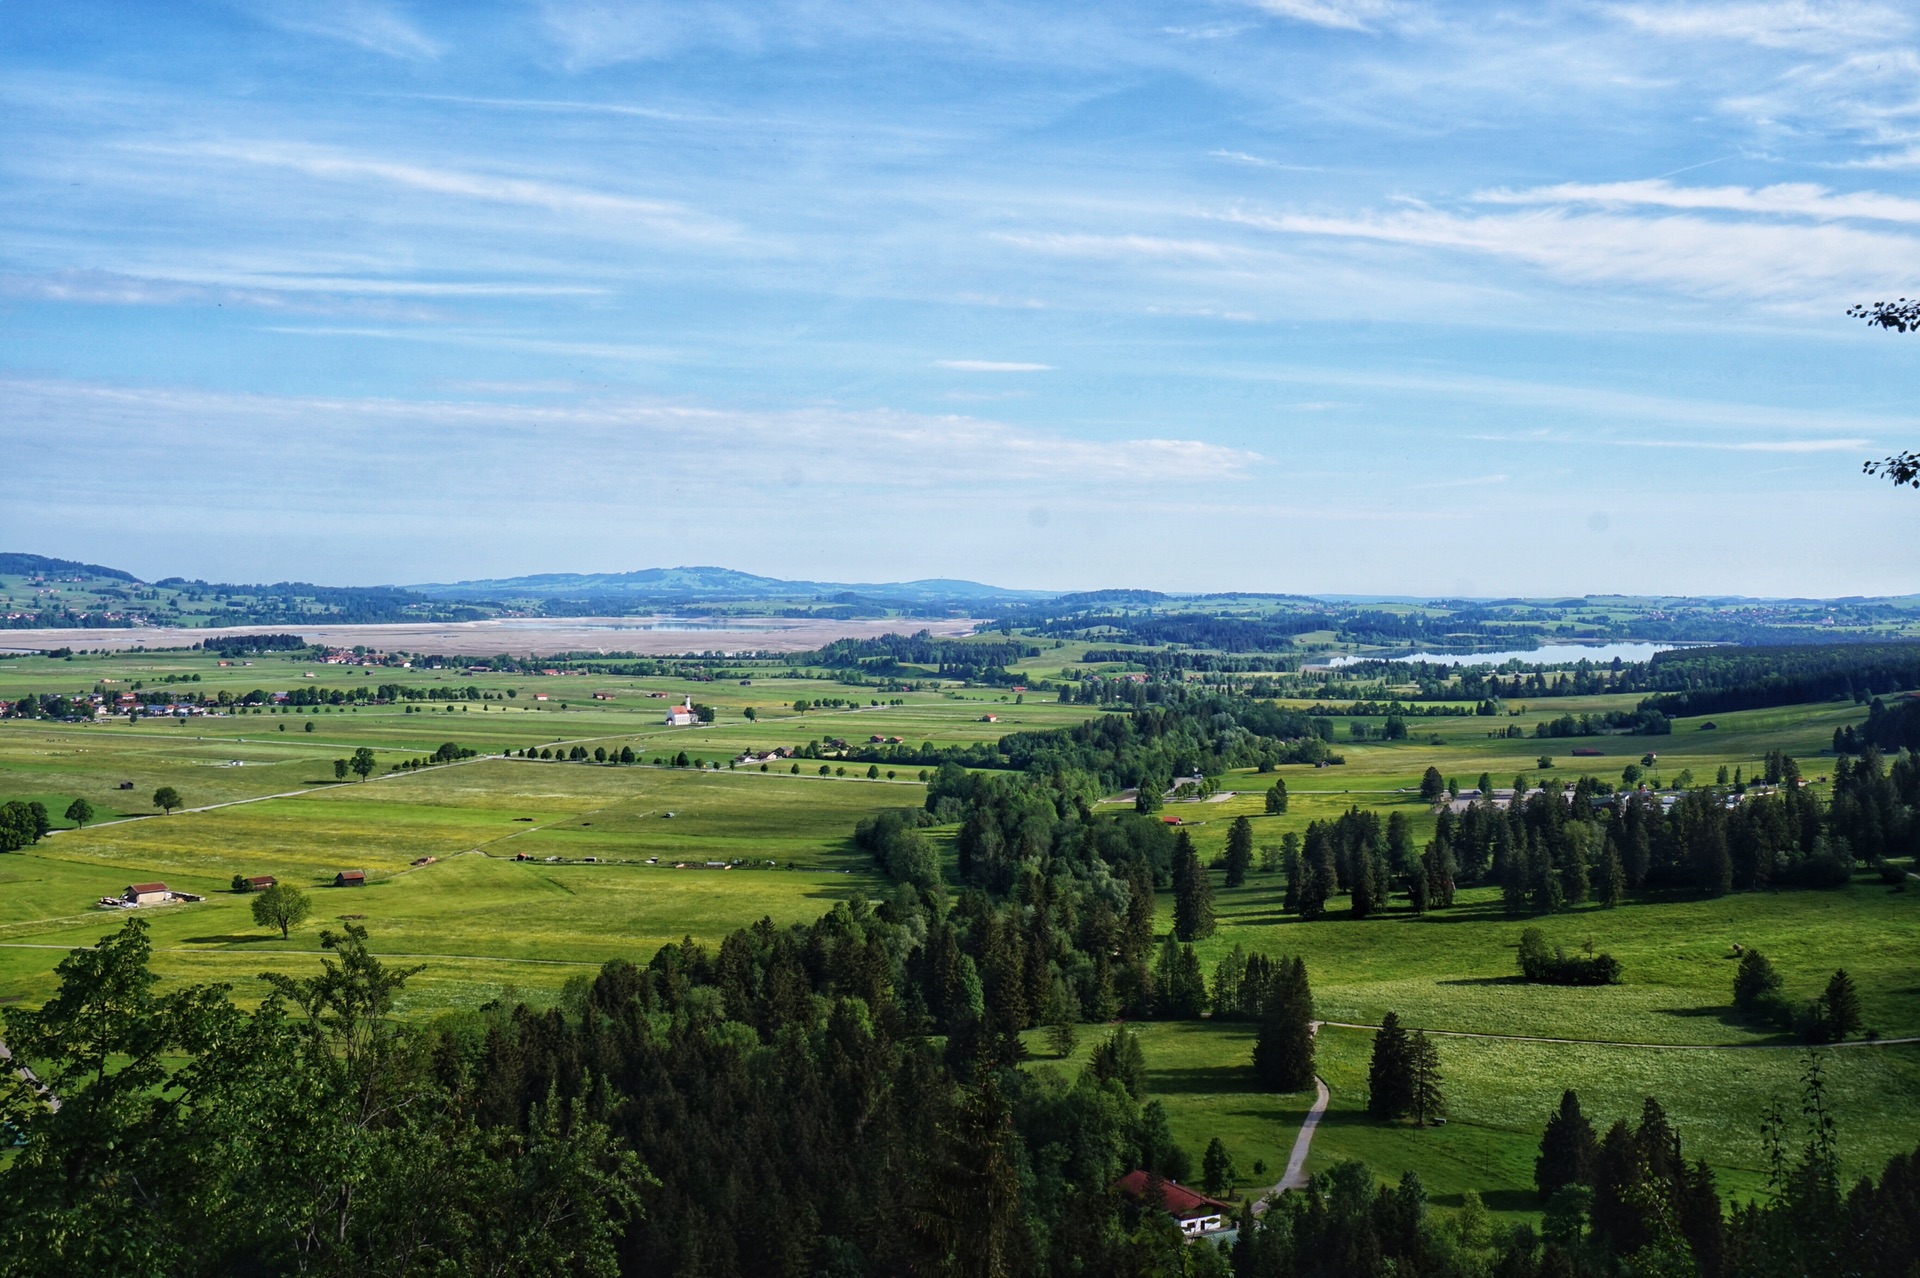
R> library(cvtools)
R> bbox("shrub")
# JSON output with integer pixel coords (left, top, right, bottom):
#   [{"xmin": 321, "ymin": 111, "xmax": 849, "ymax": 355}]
[{"xmin": 1517, "ymin": 927, "xmax": 1622, "ymax": 985}]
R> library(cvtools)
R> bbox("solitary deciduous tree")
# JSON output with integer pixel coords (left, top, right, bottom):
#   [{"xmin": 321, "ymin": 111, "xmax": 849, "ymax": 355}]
[
  {"xmin": 152, "ymin": 786, "xmax": 181, "ymax": 815},
  {"xmin": 350, "ymin": 747, "xmax": 378, "ymax": 781},
  {"xmin": 63, "ymin": 797, "xmax": 93, "ymax": 829},
  {"xmin": 251, "ymin": 883, "xmax": 311, "ymax": 939},
  {"xmin": 334, "ymin": 759, "xmax": 348, "ymax": 780},
  {"xmin": 1265, "ymin": 778, "xmax": 1289, "ymax": 814}
]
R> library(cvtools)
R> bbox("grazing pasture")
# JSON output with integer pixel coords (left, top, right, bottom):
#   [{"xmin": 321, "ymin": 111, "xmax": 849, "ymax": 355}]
[{"xmin": 1, "ymin": 643, "xmax": 1916, "ymax": 1226}]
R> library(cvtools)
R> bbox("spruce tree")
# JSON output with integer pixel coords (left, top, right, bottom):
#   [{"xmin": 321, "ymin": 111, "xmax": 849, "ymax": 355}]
[
  {"xmin": 1602, "ymin": 839, "xmax": 1626, "ymax": 908},
  {"xmin": 1824, "ymin": 969, "xmax": 1862, "ymax": 1040},
  {"xmin": 1265, "ymin": 777, "xmax": 1289, "ymax": 814},
  {"xmin": 1367, "ymin": 1011, "xmax": 1413, "ymax": 1119},
  {"xmin": 1225, "ymin": 815, "xmax": 1253, "ymax": 888},
  {"xmin": 1534, "ymin": 1089, "xmax": 1597, "ymax": 1199},
  {"xmin": 1202, "ymin": 1137, "xmax": 1237, "ymax": 1198},
  {"xmin": 1173, "ymin": 833, "xmax": 1215, "ymax": 941},
  {"xmin": 1733, "ymin": 948, "xmax": 1782, "ymax": 1012},
  {"xmin": 1419, "ymin": 766, "xmax": 1446, "ymax": 803},
  {"xmin": 1409, "ymin": 1030, "xmax": 1445, "ymax": 1128},
  {"xmin": 1253, "ymin": 957, "xmax": 1315, "ymax": 1092},
  {"xmin": 1211, "ymin": 944, "xmax": 1247, "ymax": 1019}
]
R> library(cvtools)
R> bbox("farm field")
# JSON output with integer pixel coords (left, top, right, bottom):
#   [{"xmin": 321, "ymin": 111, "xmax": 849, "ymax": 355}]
[{"xmin": 1, "ymin": 644, "xmax": 1917, "ymax": 1229}]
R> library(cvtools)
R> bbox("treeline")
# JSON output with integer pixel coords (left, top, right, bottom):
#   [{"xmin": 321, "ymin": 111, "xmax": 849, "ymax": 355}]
[
  {"xmin": 797, "ymin": 631, "xmax": 1042, "ymax": 677},
  {"xmin": 1837, "ymin": 695, "xmax": 1920, "ymax": 754},
  {"xmin": 1001, "ymin": 691, "xmax": 1339, "ymax": 792},
  {"xmin": 1295, "ymin": 749, "xmax": 1913, "ymax": 922},
  {"xmin": 199, "ymin": 632, "xmax": 308, "ymax": 657},
  {"xmin": 1639, "ymin": 641, "xmax": 1920, "ymax": 717}
]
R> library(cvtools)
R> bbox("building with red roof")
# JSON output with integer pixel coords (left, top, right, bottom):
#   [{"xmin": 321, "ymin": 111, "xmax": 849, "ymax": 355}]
[{"xmin": 1113, "ymin": 1170, "xmax": 1233, "ymax": 1237}]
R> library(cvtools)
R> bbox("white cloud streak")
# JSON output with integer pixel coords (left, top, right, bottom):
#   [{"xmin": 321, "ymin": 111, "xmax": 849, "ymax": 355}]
[
  {"xmin": 0, "ymin": 378, "xmax": 1260, "ymax": 487},
  {"xmin": 249, "ymin": 0, "xmax": 441, "ymax": 59},
  {"xmin": 135, "ymin": 141, "xmax": 737, "ymax": 243},
  {"xmin": 935, "ymin": 359, "xmax": 1053, "ymax": 371},
  {"xmin": 1244, "ymin": 0, "xmax": 1400, "ymax": 33},
  {"xmin": 1475, "ymin": 178, "xmax": 1920, "ymax": 225},
  {"xmin": 1609, "ymin": 1, "xmax": 1910, "ymax": 52},
  {"xmin": 1225, "ymin": 203, "xmax": 1920, "ymax": 301}
]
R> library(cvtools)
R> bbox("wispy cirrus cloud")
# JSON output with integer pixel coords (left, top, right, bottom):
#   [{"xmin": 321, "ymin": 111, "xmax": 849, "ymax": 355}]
[
  {"xmin": 935, "ymin": 359, "xmax": 1053, "ymax": 372},
  {"xmin": 1608, "ymin": 1, "xmax": 1910, "ymax": 51},
  {"xmin": 247, "ymin": 0, "xmax": 440, "ymax": 59},
  {"xmin": 0, "ymin": 377, "xmax": 1260, "ymax": 488},
  {"xmin": 1243, "ymin": 0, "xmax": 1400, "ymax": 33},
  {"xmin": 1225, "ymin": 195, "xmax": 1920, "ymax": 302},
  {"xmin": 133, "ymin": 140, "xmax": 738, "ymax": 243},
  {"xmin": 1474, "ymin": 178, "xmax": 1920, "ymax": 225}
]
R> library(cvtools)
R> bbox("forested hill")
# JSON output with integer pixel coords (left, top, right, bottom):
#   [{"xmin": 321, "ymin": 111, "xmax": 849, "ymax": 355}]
[
  {"xmin": 405, "ymin": 565, "xmax": 1049, "ymax": 609},
  {"xmin": 0, "ymin": 553, "xmax": 134, "ymax": 581}
]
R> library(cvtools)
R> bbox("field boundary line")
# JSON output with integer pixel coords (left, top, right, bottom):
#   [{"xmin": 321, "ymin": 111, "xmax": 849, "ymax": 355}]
[
  {"xmin": 1316, "ymin": 1020, "xmax": 1920, "ymax": 1051},
  {"xmin": 0, "ymin": 942, "xmax": 606, "ymax": 966}
]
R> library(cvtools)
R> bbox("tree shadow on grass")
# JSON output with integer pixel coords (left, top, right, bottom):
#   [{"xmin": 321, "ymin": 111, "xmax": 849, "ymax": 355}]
[
  {"xmin": 1437, "ymin": 975, "xmax": 1526, "ymax": 987},
  {"xmin": 181, "ymin": 934, "xmax": 277, "ymax": 945},
  {"xmin": 1146, "ymin": 1066, "xmax": 1257, "ymax": 1095},
  {"xmin": 1429, "ymin": 1188, "xmax": 1537, "ymax": 1214}
]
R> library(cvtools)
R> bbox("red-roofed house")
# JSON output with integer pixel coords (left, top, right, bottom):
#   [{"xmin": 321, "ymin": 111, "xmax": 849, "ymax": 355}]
[
  {"xmin": 334, "ymin": 870, "xmax": 366, "ymax": 887},
  {"xmin": 124, "ymin": 883, "xmax": 171, "ymax": 906},
  {"xmin": 665, "ymin": 697, "xmax": 699, "ymax": 727},
  {"xmin": 1113, "ymin": 1171, "xmax": 1232, "ymax": 1237}
]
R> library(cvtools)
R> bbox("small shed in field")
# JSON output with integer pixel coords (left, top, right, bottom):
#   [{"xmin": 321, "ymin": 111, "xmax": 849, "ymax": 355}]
[{"xmin": 334, "ymin": 870, "xmax": 367, "ymax": 887}]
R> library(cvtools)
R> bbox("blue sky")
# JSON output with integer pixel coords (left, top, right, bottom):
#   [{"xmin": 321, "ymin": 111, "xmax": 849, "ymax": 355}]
[{"xmin": 6, "ymin": 0, "xmax": 1920, "ymax": 595}]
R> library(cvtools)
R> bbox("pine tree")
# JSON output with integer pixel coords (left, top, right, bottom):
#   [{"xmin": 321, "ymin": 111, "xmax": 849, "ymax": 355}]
[
  {"xmin": 1409, "ymin": 1030, "xmax": 1445, "ymax": 1128},
  {"xmin": 1602, "ymin": 839, "xmax": 1626, "ymax": 908},
  {"xmin": 1211, "ymin": 944, "xmax": 1248, "ymax": 1019},
  {"xmin": 1299, "ymin": 830, "xmax": 1334, "ymax": 919},
  {"xmin": 1225, "ymin": 816, "xmax": 1254, "ymax": 888},
  {"xmin": 1253, "ymin": 957, "xmax": 1315, "ymax": 1092},
  {"xmin": 1823, "ymin": 968, "xmax": 1862, "ymax": 1040},
  {"xmin": 1120, "ymin": 861, "xmax": 1157, "ymax": 963},
  {"xmin": 1173, "ymin": 833, "xmax": 1215, "ymax": 941},
  {"xmin": 1202, "ymin": 1137, "xmax": 1237, "ymax": 1198},
  {"xmin": 1154, "ymin": 934, "xmax": 1208, "ymax": 1018},
  {"xmin": 1367, "ymin": 1011, "xmax": 1413, "ymax": 1119},
  {"xmin": 1534, "ymin": 1089, "xmax": 1597, "ymax": 1199},
  {"xmin": 1733, "ymin": 948, "xmax": 1782, "ymax": 1012},
  {"xmin": 1044, "ymin": 982, "xmax": 1079, "ymax": 1059},
  {"xmin": 1419, "ymin": 766, "xmax": 1446, "ymax": 803},
  {"xmin": 1424, "ymin": 837, "xmax": 1457, "ymax": 908}
]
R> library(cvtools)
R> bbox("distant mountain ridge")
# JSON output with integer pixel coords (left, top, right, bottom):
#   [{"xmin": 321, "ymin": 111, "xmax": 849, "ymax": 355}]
[{"xmin": 406, "ymin": 565, "xmax": 1050, "ymax": 605}]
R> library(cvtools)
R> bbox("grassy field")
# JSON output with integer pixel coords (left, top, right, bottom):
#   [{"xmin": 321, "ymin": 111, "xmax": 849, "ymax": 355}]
[{"xmin": 2, "ymin": 646, "xmax": 1916, "ymax": 1223}]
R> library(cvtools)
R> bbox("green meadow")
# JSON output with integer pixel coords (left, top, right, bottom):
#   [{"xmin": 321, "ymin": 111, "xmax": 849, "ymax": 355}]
[{"xmin": 1, "ymin": 645, "xmax": 1916, "ymax": 1221}]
